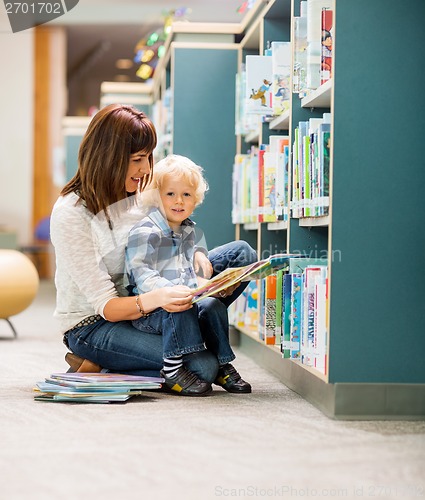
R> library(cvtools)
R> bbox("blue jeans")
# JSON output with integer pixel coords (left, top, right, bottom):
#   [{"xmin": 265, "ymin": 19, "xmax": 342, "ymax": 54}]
[
  {"xmin": 132, "ymin": 296, "xmax": 236, "ymax": 365},
  {"xmin": 65, "ymin": 240, "xmax": 257, "ymax": 382}
]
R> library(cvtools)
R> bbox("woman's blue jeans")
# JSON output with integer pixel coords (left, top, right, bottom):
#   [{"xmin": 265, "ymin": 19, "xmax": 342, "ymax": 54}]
[{"xmin": 65, "ymin": 240, "xmax": 257, "ymax": 383}]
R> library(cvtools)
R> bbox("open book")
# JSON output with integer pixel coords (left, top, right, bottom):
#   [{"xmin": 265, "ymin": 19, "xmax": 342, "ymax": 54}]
[{"xmin": 192, "ymin": 253, "xmax": 307, "ymax": 303}]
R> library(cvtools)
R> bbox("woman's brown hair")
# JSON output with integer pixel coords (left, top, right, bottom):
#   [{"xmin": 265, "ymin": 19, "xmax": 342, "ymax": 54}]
[{"xmin": 61, "ymin": 104, "xmax": 157, "ymax": 216}]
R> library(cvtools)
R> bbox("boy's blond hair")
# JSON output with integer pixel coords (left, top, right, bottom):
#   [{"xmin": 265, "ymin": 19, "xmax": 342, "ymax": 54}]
[{"xmin": 152, "ymin": 154, "xmax": 209, "ymax": 206}]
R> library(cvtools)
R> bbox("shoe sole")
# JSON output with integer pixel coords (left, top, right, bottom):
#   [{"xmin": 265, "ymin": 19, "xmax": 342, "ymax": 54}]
[
  {"xmin": 165, "ymin": 386, "xmax": 213, "ymax": 397},
  {"xmin": 214, "ymin": 383, "xmax": 252, "ymax": 394}
]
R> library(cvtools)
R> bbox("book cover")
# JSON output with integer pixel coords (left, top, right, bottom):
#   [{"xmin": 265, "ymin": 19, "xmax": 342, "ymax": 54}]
[
  {"xmin": 281, "ymin": 272, "xmax": 292, "ymax": 358},
  {"xmin": 318, "ymin": 122, "xmax": 331, "ymax": 216},
  {"xmin": 257, "ymin": 147, "xmax": 266, "ymax": 222},
  {"xmin": 245, "ymin": 280, "xmax": 259, "ymax": 330},
  {"xmin": 271, "ymin": 41, "xmax": 291, "ymax": 116},
  {"xmin": 306, "ymin": 0, "xmax": 333, "ymax": 92},
  {"xmin": 314, "ymin": 275, "xmax": 328, "ymax": 374},
  {"xmin": 245, "ymin": 54, "xmax": 274, "ymax": 116},
  {"xmin": 301, "ymin": 266, "xmax": 326, "ymax": 366},
  {"xmin": 293, "ymin": 2, "xmax": 308, "ymax": 95},
  {"xmin": 192, "ymin": 253, "xmax": 307, "ymax": 303},
  {"xmin": 290, "ymin": 273, "xmax": 302, "ymax": 359},
  {"xmin": 258, "ymin": 277, "xmax": 266, "ymax": 341},
  {"xmin": 275, "ymin": 269, "xmax": 284, "ymax": 345},
  {"xmin": 321, "ymin": 7, "xmax": 333, "ymax": 84},
  {"xmin": 265, "ymin": 274, "xmax": 278, "ymax": 345},
  {"xmin": 262, "ymin": 150, "xmax": 278, "ymax": 223}
]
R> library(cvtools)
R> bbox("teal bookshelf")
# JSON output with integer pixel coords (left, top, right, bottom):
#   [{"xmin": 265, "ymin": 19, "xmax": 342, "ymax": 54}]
[
  {"xmin": 232, "ymin": 0, "xmax": 425, "ymax": 419},
  {"xmin": 149, "ymin": 0, "xmax": 425, "ymax": 418}
]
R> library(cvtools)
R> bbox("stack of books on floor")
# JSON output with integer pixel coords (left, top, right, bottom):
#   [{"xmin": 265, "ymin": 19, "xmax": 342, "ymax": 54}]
[{"xmin": 34, "ymin": 372, "xmax": 164, "ymax": 403}]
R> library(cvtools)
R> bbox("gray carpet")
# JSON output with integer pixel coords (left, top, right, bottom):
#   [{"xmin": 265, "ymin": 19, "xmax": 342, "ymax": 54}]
[{"xmin": 1, "ymin": 281, "xmax": 424, "ymax": 500}]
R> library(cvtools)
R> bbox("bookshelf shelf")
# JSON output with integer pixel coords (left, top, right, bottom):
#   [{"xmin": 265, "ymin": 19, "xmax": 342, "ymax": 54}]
[
  {"xmin": 243, "ymin": 222, "xmax": 260, "ymax": 231},
  {"xmin": 301, "ymin": 79, "xmax": 332, "ymax": 109},
  {"xmin": 269, "ymin": 110, "xmax": 290, "ymax": 130},
  {"xmin": 267, "ymin": 221, "xmax": 288, "ymax": 230},
  {"xmin": 244, "ymin": 130, "xmax": 260, "ymax": 143},
  {"xmin": 298, "ymin": 216, "xmax": 330, "ymax": 227}
]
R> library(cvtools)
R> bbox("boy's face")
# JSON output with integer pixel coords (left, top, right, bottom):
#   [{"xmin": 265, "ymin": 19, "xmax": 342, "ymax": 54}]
[{"xmin": 159, "ymin": 175, "xmax": 197, "ymax": 231}]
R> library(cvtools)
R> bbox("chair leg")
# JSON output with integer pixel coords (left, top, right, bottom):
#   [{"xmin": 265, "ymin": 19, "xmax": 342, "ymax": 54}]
[{"xmin": 4, "ymin": 318, "xmax": 18, "ymax": 338}]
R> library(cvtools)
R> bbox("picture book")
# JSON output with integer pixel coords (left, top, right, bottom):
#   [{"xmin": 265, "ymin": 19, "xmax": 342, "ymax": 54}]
[
  {"xmin": 275, "ymin": 269, "xmax": 285, "ymax": 345},
  {"xmin": 306, "ymin": 0, "xmax": 333, "ymax": 92},
  {"xmin": 265, "ymin": 274, "xmax": 278, "ymax": 345},
  {"xmin": 293, "ymin": 1, "xmax": 308, "ymax": 95},
  {"xmin": 281, "ymin": 272, "xmax": 292, "ymax": 358},
  {"xmin": 320, "ymin": 7, "xmax": 333, "ymax": 84},
  {"xmin": 245, "ymin": 54, "xmax": 273, "ymax": 116},
  {"xmin": 290, "ymin": 273, "xmax": 302, "ymax": 359},
  {"xmin": 34, "ymin": 372, "xmax": 164, "ymax": 403},
  {"xmin": 192, "ymin": 253, "xmax": 308, "ymax": 303},
  {"xmin": 271, "ymin": 41, "xmax": 291, "ymax": 116}
]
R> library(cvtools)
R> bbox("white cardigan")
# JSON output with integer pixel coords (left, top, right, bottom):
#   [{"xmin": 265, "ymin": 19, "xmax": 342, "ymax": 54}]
[{"xmin": 50, "ymin": 192, "xmax": 146, "ymax": 334}]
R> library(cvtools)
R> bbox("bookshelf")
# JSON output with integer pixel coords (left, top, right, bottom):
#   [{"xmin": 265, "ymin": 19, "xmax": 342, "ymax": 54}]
[
  {"xmin": 150, "ymin": 0, "xmax": 425, "ymax": 418},
  {"xmin": 231, "ymin": 0, "xmax": 425, "ymax": 419}
]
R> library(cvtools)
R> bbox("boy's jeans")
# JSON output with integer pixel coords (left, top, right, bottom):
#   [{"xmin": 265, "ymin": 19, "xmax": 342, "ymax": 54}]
[{"xmin": 132, "ymin": 297, "xmax": 235, "ymax": 364}]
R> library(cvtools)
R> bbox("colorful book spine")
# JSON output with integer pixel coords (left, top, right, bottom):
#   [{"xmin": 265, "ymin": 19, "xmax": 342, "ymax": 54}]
[
  {"xmin": 290, "ymin": 273, "xmax": 302, "ymax": 359},
  {"xmin": 314, "ymin": 271, "xmax": 328, "ymax": 374}
]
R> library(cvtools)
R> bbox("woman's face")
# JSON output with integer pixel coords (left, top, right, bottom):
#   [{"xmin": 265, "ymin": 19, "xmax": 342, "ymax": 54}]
[{"xmin": 126, "ymin": 150, "xmax": 151, "ymax": 193}]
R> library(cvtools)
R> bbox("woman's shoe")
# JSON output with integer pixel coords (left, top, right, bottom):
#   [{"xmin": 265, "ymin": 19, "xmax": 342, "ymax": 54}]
[
  {"xmin": 214, "ymin": 363, "xmax": 252, "ymax": 393},
  {"xmin": 65, "ymin": 352, "xmax": 102, "ymax": 373},
  {"xmin": 160, "ymin": 366, "xmax": 212, "ymax": 396}
]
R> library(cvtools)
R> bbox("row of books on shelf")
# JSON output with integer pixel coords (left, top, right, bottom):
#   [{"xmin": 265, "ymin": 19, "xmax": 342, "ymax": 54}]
[
  {"xmin": 235, "ymin": 0, "xmax": 333, "ymax": 136},
  {"xmin": 229, "ymin": 257, "xmax": 328, "ymax": 375},
  {"xmin": 232, "ymin": 112, "xmax": 330, "ymax": 224},
  {"xmin": 294, "ymin": 0, "xmax": 334, "ymax": 97},
  {"xmin": 232, "ymin": 134, "xmax": 290, "ymax": 224},
  {"xmin": 292, "ymin": 113, "xmax": 330, "ymax": 218}
]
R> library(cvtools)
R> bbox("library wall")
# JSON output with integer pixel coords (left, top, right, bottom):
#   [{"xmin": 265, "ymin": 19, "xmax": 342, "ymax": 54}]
[{"xmin": 0, "ymin": 11, "xmax": 34, "ymax": 247}]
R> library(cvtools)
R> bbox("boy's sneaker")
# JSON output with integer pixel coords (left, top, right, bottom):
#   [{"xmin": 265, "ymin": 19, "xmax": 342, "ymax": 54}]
[
  {"xmin": 160, "ymin": 366, "xmax": 212, "ymax": 396},
  {"xmin": 214, "ymin": 363, "xmax": 252, "ymax": 393}
]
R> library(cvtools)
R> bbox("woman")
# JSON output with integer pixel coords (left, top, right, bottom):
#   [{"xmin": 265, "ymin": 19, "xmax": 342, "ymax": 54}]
[{"xmin": 50, "ymin": 104, "xmax": 257, "ymax": 396}]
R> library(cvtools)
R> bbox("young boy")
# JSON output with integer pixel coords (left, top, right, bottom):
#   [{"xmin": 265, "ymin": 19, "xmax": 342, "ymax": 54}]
[{"xmin": 125, "ymin": 154, "xmax": 251, "ymax": 396}]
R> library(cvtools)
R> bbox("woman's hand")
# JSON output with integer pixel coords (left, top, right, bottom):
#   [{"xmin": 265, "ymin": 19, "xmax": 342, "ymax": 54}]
[
  {"xmin": 159, "ymin": 285, "xmax": 194, "ymax": 312},
  {"xmin": 194, "ymin": 251, "xmax": 213, "ymax": 279}
]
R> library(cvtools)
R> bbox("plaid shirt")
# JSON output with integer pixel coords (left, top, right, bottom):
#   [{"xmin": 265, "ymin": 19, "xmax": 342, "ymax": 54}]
[{"xmin": 125, "ymin": 208, "xmax": 199, "ymax": 294}]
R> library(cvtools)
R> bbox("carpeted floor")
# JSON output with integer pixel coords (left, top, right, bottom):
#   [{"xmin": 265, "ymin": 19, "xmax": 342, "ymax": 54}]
[{"xmin": 0, "ymin": 281, "xmax": 424, "ymax": 500}]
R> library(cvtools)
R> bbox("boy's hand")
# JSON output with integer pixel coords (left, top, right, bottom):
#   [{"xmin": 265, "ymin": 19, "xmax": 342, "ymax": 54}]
[
  {"xmin": 160, "ymin": 285, "xmax": 194, "ymax": 312},
  {"xmin": 194, "ymin": 251, "xmax": 213, "ymax": 279},
  {"xmin": 196, "ymin": 276, "xmax": 210, "ymax": 288}
]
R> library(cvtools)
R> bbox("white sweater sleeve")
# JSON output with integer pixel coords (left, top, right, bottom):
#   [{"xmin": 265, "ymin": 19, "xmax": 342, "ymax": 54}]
[{"xmin": 51, "ymin": 194, "xmax": 143, "ymax": 332}]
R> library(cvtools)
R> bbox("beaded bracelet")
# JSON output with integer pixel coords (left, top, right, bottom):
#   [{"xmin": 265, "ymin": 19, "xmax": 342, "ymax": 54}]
[{"xmin": 135, "ymin": 295, "xmax": 147, "ymax": 317}]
